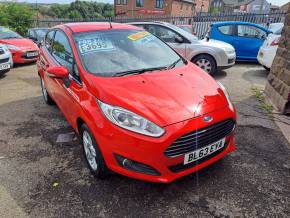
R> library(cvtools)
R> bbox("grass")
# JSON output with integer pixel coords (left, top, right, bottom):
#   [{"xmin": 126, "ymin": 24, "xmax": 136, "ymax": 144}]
[{"xmin": 251, "ymin": 86, "xmax": 274, "ymax": 113}]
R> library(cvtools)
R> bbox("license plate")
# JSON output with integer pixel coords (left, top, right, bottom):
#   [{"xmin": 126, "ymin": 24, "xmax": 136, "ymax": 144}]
[
  {"xmin": 0, "ymin": 63, "xmax": 10, "ymax": 70},
  {"xmin": 26, "ymin": 52, "xmax": 38, "ymax": 57},
  {"xmin": 184, "ymin": 138, "xmax": 225, "ymax": 165}
]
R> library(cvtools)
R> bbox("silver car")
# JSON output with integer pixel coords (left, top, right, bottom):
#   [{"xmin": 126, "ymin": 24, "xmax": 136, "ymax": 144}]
[
  {"xmin": 130, "ymin": 22, "xmax": 236, "ymax": 74},
  {"xmin": 0, "ymin": 44, "xmax": 13, "ymax": 76}
]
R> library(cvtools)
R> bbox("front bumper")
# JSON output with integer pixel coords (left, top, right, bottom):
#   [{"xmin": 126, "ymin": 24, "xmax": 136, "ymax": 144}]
[
  {"xmin": 217, "ymin": 52, "xmax": 236, "ymax": 70},
  {"xmin": 11, "ymin": 50, "xmax": 39, "ymax": 64},
  {"xmin": 0, "ymin": 53, "xmax": 13, "ymax": 72},
  {"xmin": 95, "ymin": 106, "xmax": 237, "ymax": 183}
]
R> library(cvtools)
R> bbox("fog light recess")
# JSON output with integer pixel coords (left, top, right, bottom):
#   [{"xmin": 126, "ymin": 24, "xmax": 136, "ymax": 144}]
[{"xmin": 114, "ymin": 154, "xmax": 160, "ymax": 176}]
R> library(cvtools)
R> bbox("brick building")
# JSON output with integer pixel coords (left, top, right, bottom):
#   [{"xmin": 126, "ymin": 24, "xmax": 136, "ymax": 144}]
[{"xmin": 114, "ymin": 0, "xmax": 208, "ymax": 17}]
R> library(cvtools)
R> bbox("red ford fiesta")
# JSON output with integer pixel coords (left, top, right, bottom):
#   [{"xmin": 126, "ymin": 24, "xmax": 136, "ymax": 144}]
[{"xmin": 37, "ymin": 22, "xmax": 237, "ymax": 183}]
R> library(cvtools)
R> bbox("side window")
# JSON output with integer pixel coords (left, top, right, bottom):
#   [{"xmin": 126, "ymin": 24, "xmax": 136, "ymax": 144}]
[
  {"xmin": 45, "ymin": 31, "xmax": 55, "ymax": 52},
  {"xmin": 28, "ymin": 30, "xmax": 35, "ymax": 38},
  {"xmin": 146, "ymin": 25, "xmax": 179, "ymax": 43},
  {"xmin": 218, "ymin": 25, "xmax": 235, "ymax": 35},
  {"xmin": 238, "ymin": 25, "xmax": 266, "ymax": 39},
  {"xmin": 52, "ymin": 31, "xmax": 79, "ymax": 79}
]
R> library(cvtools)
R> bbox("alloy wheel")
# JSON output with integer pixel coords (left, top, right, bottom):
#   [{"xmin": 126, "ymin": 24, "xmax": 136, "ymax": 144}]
[
  {"xmin": 83, "ymin": 130, "xmax": 98, "ymax": 171},
  {"xmin": 196, "ymin": 58, "xmax": 212, "ymax": 73}
]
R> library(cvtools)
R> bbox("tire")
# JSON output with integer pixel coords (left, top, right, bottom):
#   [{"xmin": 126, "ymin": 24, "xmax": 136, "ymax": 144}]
[
  {"xmin": 192, "ymin": 54, "xmax": 217, "ymax": 75},
  {"xmin": 263, "ymin": 65, "xmax": 270, "ymax": 71},
  {"xmin": 81, "ymin": 124, "xmax": 108, "ymax": 179},
  {"xmin": 40, "ymin": 77, "xmax": 54, "ymax": 105}
]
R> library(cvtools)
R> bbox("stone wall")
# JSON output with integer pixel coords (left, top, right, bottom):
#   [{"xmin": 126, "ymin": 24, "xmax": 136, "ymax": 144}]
[{"xmin": 265, "ymin": 3, "xmax": 290, "ymax": 114}]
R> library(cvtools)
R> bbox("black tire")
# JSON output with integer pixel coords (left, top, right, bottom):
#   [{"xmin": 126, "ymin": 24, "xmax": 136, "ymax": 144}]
[
  {"xmin": 192, "ymin": 54, "xmax": 217, "ymax": 75},
  {"xmin": 40, "ymin": 77, "xmax": 54, "ymax": 105},
  {"xmin": 80, "ymin": 124, "xmax": 108, "ymax": 179},
  {"xmin": 263, "ymin": 65, "xmax": 270, "ymax": 71}
]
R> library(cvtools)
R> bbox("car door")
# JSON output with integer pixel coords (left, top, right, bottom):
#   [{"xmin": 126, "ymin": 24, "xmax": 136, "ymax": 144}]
[
  {"xmin": 144, "ymin": 24, "xmax": 187, "ymax": 58},
  {"xmin": 236, "ymin": 25, "xmax": 267, "ymax": 60},
  {"xmin": 48, "ymin": 30, "xmax": 83, "ymax": 126},
  {"xmin": 214, "ymin": 24, "xmax": 237, "ymax": 50}
]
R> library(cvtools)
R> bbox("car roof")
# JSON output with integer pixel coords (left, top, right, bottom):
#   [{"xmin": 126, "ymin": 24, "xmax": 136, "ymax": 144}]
[
  {"xmin": 212, "ymin": 21, "xmax": 269, "ymax": 31},
  {"xmin": 55, "ymin": 22, "xmax": 141, "ymax": 33}
]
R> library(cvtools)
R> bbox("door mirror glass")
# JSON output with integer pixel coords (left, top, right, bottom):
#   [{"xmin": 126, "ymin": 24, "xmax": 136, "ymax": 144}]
[
  {"xmin": 47, "ymin": 66, "xmax": 69, "ymax": 79},
  {"xmin": 175, "ymin": 35, "xmax": 184, "ymax": 43}
]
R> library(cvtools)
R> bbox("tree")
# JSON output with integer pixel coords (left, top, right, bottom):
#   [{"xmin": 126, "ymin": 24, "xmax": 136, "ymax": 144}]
[{"xmin": 0, "ymin": 3, "xmax": 35, "ymax": 36}]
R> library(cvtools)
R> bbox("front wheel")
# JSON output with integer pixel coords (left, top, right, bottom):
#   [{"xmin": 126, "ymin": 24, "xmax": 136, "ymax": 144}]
[
  {"xmin": 192, "ymin": 54, "xmax": 217, "ymax": 75},
  {"xmin": 81, "ymin": 124, "xmax": 109, "ymax": 179}
]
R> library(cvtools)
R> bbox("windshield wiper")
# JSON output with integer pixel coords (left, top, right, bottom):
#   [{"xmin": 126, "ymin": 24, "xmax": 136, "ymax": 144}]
[
  {"xmin": 114, "ymin": 66, "xmax": 168, "ymax": 77},
  {"xmin": 167, "ymin": 58, "xmax": 183, "ymax": 70}
]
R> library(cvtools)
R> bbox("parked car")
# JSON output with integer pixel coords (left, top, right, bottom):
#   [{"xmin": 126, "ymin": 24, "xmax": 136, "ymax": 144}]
[
  {"xmin": 130, "ymin": 22, "xmax": 236, "ymax": 74},
  {"xmin": 38, "ymin": 22, "xmax": 237, "ymax": 183},
  {"xmin": 208, "ymin": 21, "xmax": 272, "ymax": 61},
  {"xmin": 257, "ymin": 23, "xmax": 283, "ymax": 70},
  {"xmin": 176, "ymin": 24, "xmax": 196, "ymax": 35},
  {"xmin": 0, "ymin": 44, "xmax": 13, "ymax": 76},
  {"xmin": 28, "ymin": 28, "xmax": 49, "ymax": 47},
  {"xmin": 0, "ymin": 26, "xmax": 39, "ymax": 64},
  {"xmin": 268, "ymin": 22, "xmax": 284, "ymax": 35}
]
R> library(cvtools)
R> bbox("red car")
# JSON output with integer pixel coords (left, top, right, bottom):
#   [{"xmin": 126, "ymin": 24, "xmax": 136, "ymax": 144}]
[
  {"xmin": 0, "ymin": 27, "xmax": 39, "ymax": 64},
  {"xmin": 37, "ymin": 22, "xmax": 237, "ymax": 183}
]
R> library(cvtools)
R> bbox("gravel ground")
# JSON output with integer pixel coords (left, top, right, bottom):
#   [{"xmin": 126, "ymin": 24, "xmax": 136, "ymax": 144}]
[{"xmin": 0, "ymin": 63, "xmax": 289, "ymax": 218}]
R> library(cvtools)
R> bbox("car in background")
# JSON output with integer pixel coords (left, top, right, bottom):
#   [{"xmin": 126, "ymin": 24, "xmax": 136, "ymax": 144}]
[
  {"xmin": 0, "ymin": 44, "xmax": 13, "ymax": 76},
  {"xmin": 0, "ymin": 26, "xmax": 39, "ymax": 64},
  {"xmin": 176, "ymin": 24, "xmax": 196, "ymax": 35},
  {"xmin": 38, "ymin": 22, "xmax": 236, "ymax": 183},
  {"xmin": 208, "ymin": 21, "xmax": 271, "ymax": 61},
  {"xmin": 130, "ymin": 22, "xmax": 236, "ymax": 74},
  {"xmin": 28, "ymin": 28, "xmax": 49, "ymax": 47},
  {"xmin": 268, "ymin": 22, "xmax": 284, "ymax": 35},
  {"xmin": 257, "ymin": 23, "xmax": 284, "ymax": 70}
]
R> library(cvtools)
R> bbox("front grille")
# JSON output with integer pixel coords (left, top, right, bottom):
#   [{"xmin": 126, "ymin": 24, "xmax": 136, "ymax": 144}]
[
  {"xmin": 164, "ymin": 119, "xmax": 235, "ymax": 157},
  {"xmin": 0, "ymin": 49, "xmax": 4, "ymax": 55},
  {"xmin": 168, "ymin": 141, "xmax": 229, "ymax": 173},
  {"xmin": 0, "ymin": 58, "xmax": 9, "ymax": 64}
]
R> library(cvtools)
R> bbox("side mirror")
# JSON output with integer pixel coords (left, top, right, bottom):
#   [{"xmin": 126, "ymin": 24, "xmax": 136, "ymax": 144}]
[
  {"xmin": 47, "ymin": 66, "xmax": 69, "ymax": 79},
  {"xmin": 174, "ymin": 35, "xmax": 184, "ymax": 43}
]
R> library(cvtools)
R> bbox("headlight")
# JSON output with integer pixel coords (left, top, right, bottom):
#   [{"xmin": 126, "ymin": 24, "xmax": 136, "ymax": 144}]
[
  {"xmin": 223, "ymin": 47, "xmax": 235, "ymax": 55},
  {"xmin": 6, "ymin": 44, "xmax": 21, "ymax": 51},
  {"xmin": 97, "ymin": 100, "xmax": 165, "ymax": 137},
  {"xmin": 217, "ymin": 82, "xmax": 234, "ymax": 111}
]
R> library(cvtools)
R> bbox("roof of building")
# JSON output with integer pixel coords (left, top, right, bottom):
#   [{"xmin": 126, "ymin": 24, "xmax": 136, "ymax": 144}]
[{"xmin": 222, "ymin": 0, "xmax": 254, "ymax": 7}]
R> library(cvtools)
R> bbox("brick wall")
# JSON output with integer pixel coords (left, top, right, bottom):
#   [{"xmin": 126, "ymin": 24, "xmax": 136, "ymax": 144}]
[
  {"xmin": 115, "ymin": 0, "xmax": 196, "ymax": 17},
  {"xmin": 171, "ymin": 1, "xmax": 195, "ymax": 16},
  {"xmin": 265, "ymin": 3, "xmax": 290, "ymax": 114}
]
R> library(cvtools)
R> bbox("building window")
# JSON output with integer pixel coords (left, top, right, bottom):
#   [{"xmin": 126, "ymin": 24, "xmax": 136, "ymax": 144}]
[
  {"xmin": 156, "ymin": 0, "xmax": 164, "ymax": 9},
  {"xmin": 116, "ymin": 0, "xmax": 127, "ymax": 5},
  {"xmin": 180, "ymin": 3, "xmax": 183, "ymax": 10},
  {"xmin": 136, "ymin": 0, "xmax": 144, "ymax": 7}
]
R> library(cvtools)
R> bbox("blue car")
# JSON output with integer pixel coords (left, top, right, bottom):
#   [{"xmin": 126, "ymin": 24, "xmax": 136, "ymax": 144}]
[{"xmin": 208, "ymin": 22, "xmax": 272, "ymax": 61}]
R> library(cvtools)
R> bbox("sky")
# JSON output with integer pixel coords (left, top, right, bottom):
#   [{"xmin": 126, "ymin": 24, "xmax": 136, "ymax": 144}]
[{"xmin": 4, "ymin": 0, "xmax": 289, "ymax": 7}]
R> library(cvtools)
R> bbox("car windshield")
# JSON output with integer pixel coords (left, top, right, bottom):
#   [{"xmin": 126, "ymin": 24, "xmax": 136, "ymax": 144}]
[
  {"xmin": 179, "ymin": 26, "xmax": 192, "ymax": 33},
  {"xmin": 0, "ymin": 27, "xmax": 23, "ymax": 39},
  {"xmin": 268, "ymin": 23, "xmax": 283, "ymax": 35},
  {"xmin": 74, "ymin": 29, "xmax": 185, "ymax": 77},
  {"xmin": 35, "ymin": 29, "xmax": 49, "ymax": 38}
]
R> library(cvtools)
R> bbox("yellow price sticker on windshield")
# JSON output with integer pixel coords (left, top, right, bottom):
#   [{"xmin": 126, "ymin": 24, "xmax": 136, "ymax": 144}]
[{"xmin": 128, "ymin": 31, "xmax": 150, "ymax": 41}]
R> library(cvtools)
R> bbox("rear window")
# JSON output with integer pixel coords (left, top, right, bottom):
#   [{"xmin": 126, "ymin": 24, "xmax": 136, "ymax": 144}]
[{"xmin": 218, "ymin": 25, "xmax": 235, "ymax": 35}]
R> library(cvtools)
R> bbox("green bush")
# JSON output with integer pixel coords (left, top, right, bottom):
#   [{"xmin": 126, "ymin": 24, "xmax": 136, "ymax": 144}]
[{"xmin": 0, "ymin": 3, "xmax": 35, "ymax": 36}]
